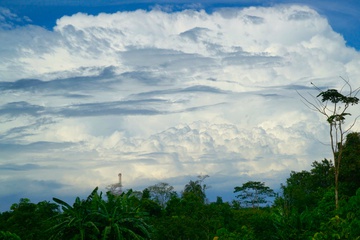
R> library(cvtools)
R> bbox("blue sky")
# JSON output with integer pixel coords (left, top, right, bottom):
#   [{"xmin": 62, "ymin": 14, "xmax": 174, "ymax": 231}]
[{"xmin": 0, "ymin": 0, "xmax": 360, "ymax": 211}]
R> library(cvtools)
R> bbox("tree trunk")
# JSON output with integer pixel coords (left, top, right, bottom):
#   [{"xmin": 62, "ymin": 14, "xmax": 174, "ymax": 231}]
[{"xmin": 334, "ymin": 169, "xmax": 339, "ymax": 210}]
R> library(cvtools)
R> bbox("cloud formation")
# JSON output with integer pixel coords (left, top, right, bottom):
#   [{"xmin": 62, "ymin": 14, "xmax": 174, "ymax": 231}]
[{"xmin": 1, "ymin": 5, "xmax": 360, "ymax": 210}]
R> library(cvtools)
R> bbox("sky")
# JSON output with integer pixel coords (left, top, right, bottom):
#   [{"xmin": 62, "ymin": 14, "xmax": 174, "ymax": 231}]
[{"xmin": 1, "ymin": 0, "xmax": 360, "ymax": 211}]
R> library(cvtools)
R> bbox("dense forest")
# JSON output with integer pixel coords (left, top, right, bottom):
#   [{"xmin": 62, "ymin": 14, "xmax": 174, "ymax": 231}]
[{"xmin": 1, "ymin": 131, "xmax": 360, "ymax": 240}]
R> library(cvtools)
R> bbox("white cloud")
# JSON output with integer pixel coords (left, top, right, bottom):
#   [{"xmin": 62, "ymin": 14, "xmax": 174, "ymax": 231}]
[{"xmin": 0, "ymin": 5, "xmax": 360, "ymax": 210}]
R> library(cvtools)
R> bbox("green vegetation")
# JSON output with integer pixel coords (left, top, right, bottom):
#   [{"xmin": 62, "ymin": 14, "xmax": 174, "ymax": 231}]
[{"xmin": 234, "ymin": 181, "xmax": 275, "ymax": 208}]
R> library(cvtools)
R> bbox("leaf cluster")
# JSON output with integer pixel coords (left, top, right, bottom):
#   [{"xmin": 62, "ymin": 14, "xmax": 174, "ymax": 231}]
[{"xmin": 317, "ymin": 89, "xmax": 359, "ymax": 105}]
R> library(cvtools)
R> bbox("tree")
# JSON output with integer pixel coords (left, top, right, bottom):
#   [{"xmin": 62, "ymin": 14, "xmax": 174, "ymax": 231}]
[
  {"xmin": 147, "ymin": 182, "xmax": 176, "ymax": 208},
  {"xmin": 182, "ymin": 175, "xmax": 209, "ymax": 204},
  {"xmin": 298, "ymin": 78, "xmax": 359, "ymax": 209},
  {"xmin": 339, "ymin": 132, "xmax": 360, "ymax": 198},
  {"xmin": 1, "ymin": 198, "xmax": 59, "ymax": 240},
  {"xmin": 50, "ymin": 188, "xmax": 100, "ymax": 240},
  {"xmin": 279, "ymin": 159, "xmax": 334, "ymax": 212},
  {"xmin": 94, "ymin": 190, "xmax": 152, "ymax": 239},
  {"xmin": 49, "ymin": 187, "xmax": 152, "ymax": 240},
  {"xmin": 234, "ymin": 181, "xmax": 275, "ymax": 208}
]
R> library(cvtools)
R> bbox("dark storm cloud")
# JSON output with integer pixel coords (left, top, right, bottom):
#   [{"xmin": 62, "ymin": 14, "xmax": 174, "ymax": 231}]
[
  {"xmin": 258, "ymin": 93, "xmax": 282, "ymax": 98},
  {"xmin": 243, "ymin": 15, "xmax": 264, "ymax": 24},
  {"xmin": 0, "ymin": 125, "xmax": 36, "ymax": 141},
  {"xmin": 129, "ymin": 85, "xmax": 226, "ymax": 99},
  {"xmin": 55, "ymin": 98, "xmax": 223, "ymax": 117},
  {"xmin": 0, "ymin": 141, "xmax": 75, "ymax": 153},
  {"xmin": 182, "ymin": 85, "xmax": 226, "ymax": 93},
  {"xmin": 0, "ymin": 163, "xmax": 45, "ymax": 171},
  {"xmin": 55, "ymin": 99, "xmax": 167, "ymax": 117},
  {"xmin": 120, "ymin": 48, "xmax": 216, "ymax": 72},
  {"xmin": 260, "ymin": 84, "xmax": 325, "ymax": 92},
  {"xmin": 119, "ymin": 71, "xmax": 170, "ymax": 86},
  {"xmin": 0, "ymin": 90, "xmax": 224, "ymax": 119},
  {"xmin": 222, "ymin": 53, "xmax": 284, "ymax": 67},
  {"xmin": 0, "ymin": 101, "xmax": 45, "ymax": 117},
  {"xmin": 0, "ymin": 117, "xmax": 56, "ymax": 142},
  {"xmin": 283, "ymin": 84, "xmax": 313, "ymax": 90},
  {"xmin": 288, "ymin": 10, "xmax": 315, "ymax": 21},
  {"xmin": 48, "ymin": 93, "xmax": 93, "ymax": 99},
  {"xmin": 0, "ymin": 66, "xmax": 117, "ymax": 93},
  {"xmin": 180, "ymin": 102, "xmax": 226, "ymax": 113},
  {"xmin": 179, "ymin": 27, "xmax": 210, "ymax": 41}
]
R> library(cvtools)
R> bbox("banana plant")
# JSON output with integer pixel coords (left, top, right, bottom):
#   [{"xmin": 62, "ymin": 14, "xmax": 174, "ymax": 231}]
[
  {"xmin": 48, "ymin": 188, "xmax": 100, "ymax": 240},
  {"xmin": 93, "ymin": 190, "xmax": 152, "ymax": 240}
]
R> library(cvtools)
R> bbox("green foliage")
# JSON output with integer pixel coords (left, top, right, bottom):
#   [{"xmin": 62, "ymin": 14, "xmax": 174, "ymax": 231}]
[
  {"xmin": 101, "ymin": 190, "xmax": 152, "ymax": 240},
  {"xmin": 146, "ymin": 182, "xmax": 176, "ymax": 208},
  {"xmin": 279, "ymin": 159, "xmax": 333, "ymax": 212},
  {"xmin": 182, "ymin": 175, "xmax": 209, "ymax": 204},
  {"xmin": 215, "ymin": 226, "xmax": 255, "ymax": 240},
  {"xmin": 317, "ymin": 89, "xmax": 359, "ymax": 105},
  {"xmin": 48, "ymin": 188, "xmax": 152, "ymax": 240},
  {"xmin": 273, "ymin": 160, "xmax": 338, "ymax": 239},
  {"xmin": 0, "ymin": 231, "xmax": 21, "ymax": 240},
  {"xmin": 152, "ymin": 183, "xmax": 238, "ymax": 240},
  {"xmin": 339, "ymin": 132, "xmax": 360, "ymax": 198},
  {"xmin": 231, "ymin": 207, "xmax": 277, "ymax": 239},
  {"xmin": 234, "ymin": 181, "xmax": 275, "ymax": 208},
  {"xmin": 312, "ymin": 215, "xmax": 354, "ymax": 240},
  {"xmin": 335, "ymin": 189, "xmax": 360, "ymax": 238},
  {"xmin": 0, "ymin": 198, "xmax": 59, "ymax": 240},
  {"xmin": 50, "ymin": 188, "xmax": 101, "ymax": 240},
  {"xmin": 316, "ymin": 88, "xmax": 356, "ymax": 124}
]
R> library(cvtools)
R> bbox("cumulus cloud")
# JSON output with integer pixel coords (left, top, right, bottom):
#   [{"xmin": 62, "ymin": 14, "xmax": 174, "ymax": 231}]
[{"xmin": 0, "ymin": 5, "xmax": 360, "ymax": 210}]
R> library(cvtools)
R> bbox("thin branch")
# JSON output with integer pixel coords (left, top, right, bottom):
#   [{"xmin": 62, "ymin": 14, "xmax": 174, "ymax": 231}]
[
  {"xmin": 344, "ymin": 115, "xmax": 360, "ymax": 134},
  {"xmin": 311, "ymin": 82, "xmax": 322, "ymax": 92},
  {"xmin": 296, "ymin": 90, "xmax": 326, "ymax": 115}
]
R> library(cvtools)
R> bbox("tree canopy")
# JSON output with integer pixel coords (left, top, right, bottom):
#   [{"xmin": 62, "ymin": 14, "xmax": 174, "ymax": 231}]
[{"xmin": 234, "ymin": 181, "xmax": 275, "ymax": 208}]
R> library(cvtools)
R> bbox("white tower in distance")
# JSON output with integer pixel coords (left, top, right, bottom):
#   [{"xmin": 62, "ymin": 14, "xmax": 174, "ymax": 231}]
[
  {"xmin": 106, "ymin": 172, "xmax": 123, "ymax": 195},
  {"xmin": 117, "ymin": 173, "xmax": 123, "ymax": 190}
]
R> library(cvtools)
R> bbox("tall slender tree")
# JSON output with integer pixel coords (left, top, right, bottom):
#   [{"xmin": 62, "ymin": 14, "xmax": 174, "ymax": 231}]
[{"xmin": 298, "ymin": 77, "xmax": 359, "ymax": 209}]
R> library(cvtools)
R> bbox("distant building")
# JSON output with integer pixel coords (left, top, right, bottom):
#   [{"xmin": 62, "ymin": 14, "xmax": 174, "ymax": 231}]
[{"xmin": 106, "ymin": 173, "xmax": 123, "ymax": 195}]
